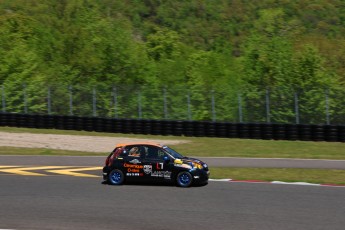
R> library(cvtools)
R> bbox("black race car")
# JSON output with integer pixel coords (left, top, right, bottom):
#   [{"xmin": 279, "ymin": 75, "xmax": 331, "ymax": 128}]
[{"xmin": 103, "ymin": 142, "xmax": 209, "ymax": 187}]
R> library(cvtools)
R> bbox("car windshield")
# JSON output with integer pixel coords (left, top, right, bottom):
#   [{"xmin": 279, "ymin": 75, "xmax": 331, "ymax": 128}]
[{"xmin": 163, "ymin": 146, "xmax": 185, "ymax": 159}]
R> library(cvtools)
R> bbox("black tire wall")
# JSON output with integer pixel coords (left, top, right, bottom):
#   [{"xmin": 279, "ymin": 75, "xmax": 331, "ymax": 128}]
[{"xmin": 0, "ymin": 113, "xmax": 344, "ymax": 142}]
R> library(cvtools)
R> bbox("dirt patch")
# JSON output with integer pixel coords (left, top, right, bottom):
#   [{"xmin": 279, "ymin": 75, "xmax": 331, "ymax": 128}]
[{"xmin": 0, "ymin": 132, "xmax": 188, "ymax": 153}]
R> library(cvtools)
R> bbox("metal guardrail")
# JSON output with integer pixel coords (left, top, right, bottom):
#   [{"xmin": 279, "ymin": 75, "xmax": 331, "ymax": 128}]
[{"xmin": 0, "ymin": 113, "xmax": 344, "ymax": 142}]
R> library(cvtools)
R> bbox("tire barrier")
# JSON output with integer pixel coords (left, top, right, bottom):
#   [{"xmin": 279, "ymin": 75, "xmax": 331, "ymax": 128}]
[
  {"xmin": 238, "ymin": 123, "xmax": 250, "ymax": 139},
  {"xmin": 226, "ymin": 123, "xmax": 239, "ymax": 138},
  {"xmin": 311, "ymin": 125, "xmax": 324, "ymax": 142},
  {"xmin": 261, "ymin": 123, "xmax": 273, "ymax": 140},
  {"xmin": 249, "ymin": 123, "xmax": 262, "ymax": 139},
  {"xmin": 0, "ymin": 112, "xmax": 344, "ymax": 142},
  {"xmin": 173, "ymin": 120, "xmax": 184, "ymax": 136},
  {"xmin": 338, "ymin": 126, "xmax": 345, "ymax": 142},
  {"xmin": 286, "ymin": 124, "xmax": 298, "ymax": 141},
  {"xmin": 324, "ymin": 125, "xmax": 339, "ymax": 142},
  {"xmin": 298, "ymin": 124, "xmax": 312, "ymax": 141},
  {"xmin": 184, "ymin": 121, "xmax": 195, "ymax": 137}
]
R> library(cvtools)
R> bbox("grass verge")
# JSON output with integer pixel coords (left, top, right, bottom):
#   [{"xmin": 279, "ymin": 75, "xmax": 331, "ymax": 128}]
[
  {"xmin": 1, "ymin": 127, "xmax": 345, "ymax": 159},
  {"xmin": 210, "ymin": 167, "xmax": 345, "ymax": 185},
  {"xmin": 0, "ymin": 146, "xmax": 105, "ymax": 156}
]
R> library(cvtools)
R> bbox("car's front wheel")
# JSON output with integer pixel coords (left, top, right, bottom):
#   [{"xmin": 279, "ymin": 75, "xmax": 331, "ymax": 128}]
[
  {"xmin": 176, "ymin": 171, "xmax": 193, "ymax": 187},
  {"xmin": 108, "ymin": 169, "xmax": 125, "ymax": 185}
]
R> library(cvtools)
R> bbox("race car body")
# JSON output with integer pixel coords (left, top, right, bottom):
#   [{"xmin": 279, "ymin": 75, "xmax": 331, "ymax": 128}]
[{"xmin": 103, "ymin": 142, "xmax": 209, "ymax": 187}]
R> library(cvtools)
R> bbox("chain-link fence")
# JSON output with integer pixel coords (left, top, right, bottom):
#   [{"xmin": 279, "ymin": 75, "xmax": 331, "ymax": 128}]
[{"xmin": 1, "ymin": 83, "xmax": 345, "ymax": 124}]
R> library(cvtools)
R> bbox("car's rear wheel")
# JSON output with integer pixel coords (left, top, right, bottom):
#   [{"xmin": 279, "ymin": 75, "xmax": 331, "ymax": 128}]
[
  {"xmin": 176, "ymin": 171, "xmax": 193, "ymax": 187},
  {"xmin": 108, "ymin": 169, "xmax": 124, "ymax": 185}
]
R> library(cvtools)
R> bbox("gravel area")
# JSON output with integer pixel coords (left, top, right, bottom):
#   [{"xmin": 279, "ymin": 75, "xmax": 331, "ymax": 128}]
[{"xmin": 0, "ymin": 132, "xmax": 188, "ymax": 153}]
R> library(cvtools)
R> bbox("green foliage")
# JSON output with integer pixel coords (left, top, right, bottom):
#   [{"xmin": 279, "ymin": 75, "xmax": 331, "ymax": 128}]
[{"xmin": 1, "ymin": 0, "xmax": 345, "ymax": 123}]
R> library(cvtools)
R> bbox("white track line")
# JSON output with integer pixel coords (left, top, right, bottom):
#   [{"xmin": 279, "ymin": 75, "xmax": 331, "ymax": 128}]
[{"xmin": 209, "ymin": 178, "xmax": 345, "ymax": 188}]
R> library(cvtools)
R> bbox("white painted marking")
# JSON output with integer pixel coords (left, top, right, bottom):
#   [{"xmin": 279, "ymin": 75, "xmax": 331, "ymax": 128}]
[
  {"xmin": 209, "ymin": 178, "xmax": 345, "ymax": 188},
  {"xmin": 271, "ymin": 181, "xmax": 321, "ymax": 186},
  {"xmin": 209, "ymin": 179, "xmax": 231, "ymax": 182}
]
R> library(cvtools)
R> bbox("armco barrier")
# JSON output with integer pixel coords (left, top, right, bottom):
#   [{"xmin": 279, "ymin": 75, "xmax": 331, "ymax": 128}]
[{"xmin": 0, "ymin": 112, "xmax": 344, "ymax": 142}]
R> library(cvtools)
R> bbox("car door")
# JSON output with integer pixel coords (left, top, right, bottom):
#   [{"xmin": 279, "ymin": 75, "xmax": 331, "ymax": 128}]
[
  {"xmin": 122, "ymin": 145, "xmax": 145, "ymax": 180},
  {"xmin": 142, "ymin": 146, "xmax": 173, "ymax": 182}
]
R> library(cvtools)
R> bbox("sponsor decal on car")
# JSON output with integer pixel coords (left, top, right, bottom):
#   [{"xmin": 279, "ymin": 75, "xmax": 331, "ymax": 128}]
[
  {"xmin": 174, "ymin": 159, "xmax": 183, "ymax": 164},
  {"xmin": 126, "ymin": 173, "xmax": 144, "ymax": 177},
  {"xmin": 156, "ymin": 162, "xmax": 164, "ymax": 170},
  {"xmin": 127, "ymin": 168, "xmax": 140, "ymax": 173},
  {"xmin": 151, "ymin": 171, "xmax": 171, "ymax": 179},
  {"xmin": 174, "ymin": 163, "xmax": 192, "ymax": 169},
  {"xmin": 143, "ymin": 165, "xmax": 152, "ymax": 174},
  {"xmin": 124, "ymin": 163, "xmax": 144, "ymax": 169},
  {"xmin": 129, "ymin": 159, "xmax": 141, "ymax": 164}
]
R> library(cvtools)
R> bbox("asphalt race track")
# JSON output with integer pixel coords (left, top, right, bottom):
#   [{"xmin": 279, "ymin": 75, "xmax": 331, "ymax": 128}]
[{"xmin": 1, "ymin": 156, "xmax": 345, "ymax": 230}]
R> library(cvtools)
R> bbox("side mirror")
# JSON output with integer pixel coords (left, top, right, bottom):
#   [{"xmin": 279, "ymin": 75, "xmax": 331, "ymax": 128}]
[{"xmin": 163, "ymin": 156, "xmax": 170, "ymax": 163}]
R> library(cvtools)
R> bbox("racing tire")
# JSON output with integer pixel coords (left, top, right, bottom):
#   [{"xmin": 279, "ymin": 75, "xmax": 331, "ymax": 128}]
[
  {"xmin": 176, "ymin": 171, "xmax": 193, "ymax": 187},
  {"xmin": 108, "ymin": 169, "xmax": 125, "ymax": 185}
]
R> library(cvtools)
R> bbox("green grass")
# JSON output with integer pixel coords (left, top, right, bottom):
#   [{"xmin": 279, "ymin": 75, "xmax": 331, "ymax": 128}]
[
  {"xmin": 0, "ymin": 146, "xmax": 105, "ymax": 156},
  {"xmin": 210, "ymin": 167, "xmax": 345, "ymax": 185},
  {"xmin": 1, "ymin": 126, "xmax": 345, "ymax": 159},
  {"xmin": 171, "ymin": 137, "xmax": 345, "ymax": 159}
]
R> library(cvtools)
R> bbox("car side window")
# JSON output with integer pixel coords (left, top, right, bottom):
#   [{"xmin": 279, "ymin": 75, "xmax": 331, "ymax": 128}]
[
  {"xmin": 113, "ymin": 147, "xmax": 123, "ymax": 157},
  {"xmin": 145, "ymin": 146, "xmax": 167, "ymax": 160},
  {"xmin": 157, "ymin": 149, "xmax": 166, "ymax": 160},
  {"xmin": 145, "ymin": 146, "xmax": 158, "ymax": 159},
  {"xmin": 125, "ymin": 145, "xmax": 144, "ymax": 158}
]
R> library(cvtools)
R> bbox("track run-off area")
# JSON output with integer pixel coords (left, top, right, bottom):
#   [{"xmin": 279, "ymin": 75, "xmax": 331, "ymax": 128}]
[{"xmin": 1, "ymin": 156, "xmax": 345, "ymax": 230}]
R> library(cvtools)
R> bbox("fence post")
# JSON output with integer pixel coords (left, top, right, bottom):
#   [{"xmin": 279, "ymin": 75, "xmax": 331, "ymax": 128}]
[
  {"xmin": 325, "ymin": 89, "xmax": 330, "ymax": 125},
  {"xmin": 238, "ymin": 93, "xmax": 243, "ymax": 123},
  {"xmin": 138, "ymin": 90, "xmax": 142, "ymax": 119},
  {"xmin": 93, "ymin": 87, "xmax": 97, "ymax": 117},
  {"xmin": 47, "ymin": 86, "xmax": 51, "ymax": 115},
  {"xmin": 187, "ymin": 93, "xmax": 191, "ymax": 120},
  {"xmin": 112, "ymin": 86, "xmax": 118, "ymax": 118},
  {"xmin": 23, "ymin": 83, "xmax": 28, "ymax": 114},
  {"xmin": 69, "ymin": 85, "xmax": 73, "ymax": 116},
  {"xmin": 265, "ymin": 89, "xmax": 270, "ymax": 123},
  {"xmin": 211, "ymin": 90, "xmax": 216, "ymax": 122},
  {"xmin": 163, "ymin": 87, "xmax": 167, "ymax": 119},
  {"xmin": 294, "ymin": 91, "xmax": 300, "ymax": 124},
  {"xmin": 1, "ymin": 85, "xmax": 5, "ymax": 112}
]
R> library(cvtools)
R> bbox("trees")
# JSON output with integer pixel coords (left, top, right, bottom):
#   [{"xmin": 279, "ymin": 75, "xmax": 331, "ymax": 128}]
[{"xmin": 1, "ymin": 0, "xmax": 345, "ymax": 123}]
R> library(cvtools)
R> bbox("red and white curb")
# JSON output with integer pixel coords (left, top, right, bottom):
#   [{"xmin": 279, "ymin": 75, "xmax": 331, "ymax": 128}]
[{"xmin": 209, "ymin": 179, "xmax": 345, "ymax": 188}]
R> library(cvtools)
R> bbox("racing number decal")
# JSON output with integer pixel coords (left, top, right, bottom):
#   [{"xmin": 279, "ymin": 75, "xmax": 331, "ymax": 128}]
[{"xmin": 156, "ymin": 162, "xmax": 164, "ymax": 170}]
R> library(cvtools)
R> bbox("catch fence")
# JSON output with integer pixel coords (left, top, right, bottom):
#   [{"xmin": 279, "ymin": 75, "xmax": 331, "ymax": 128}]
[{"xmin": 1, "ymin": 84, "xmax": 345, "ymax": 125}]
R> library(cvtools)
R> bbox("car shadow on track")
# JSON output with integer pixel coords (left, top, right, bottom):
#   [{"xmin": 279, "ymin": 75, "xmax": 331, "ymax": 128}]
[{"xmin": 101, "ymin": 180, "xmax": 208, "ymax": 188}]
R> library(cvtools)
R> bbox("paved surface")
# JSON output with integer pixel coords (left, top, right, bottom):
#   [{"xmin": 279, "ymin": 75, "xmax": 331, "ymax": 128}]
[
  {"xmin": 0, "ymin": 175, "xmax": 344, "ymax": 230},
  {"xmin": 1, "ymin": 155, "xmax": 345, "ymax": 169},
  {"xmin": 1, "ymin": 156, "xmax": 344, "ymax": 230}
]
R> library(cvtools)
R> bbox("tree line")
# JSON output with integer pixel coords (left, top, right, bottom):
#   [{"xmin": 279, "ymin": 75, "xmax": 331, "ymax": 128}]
[{"xmin": 0, "ymin": 0, "xmax": 345, "ymax": 123}]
